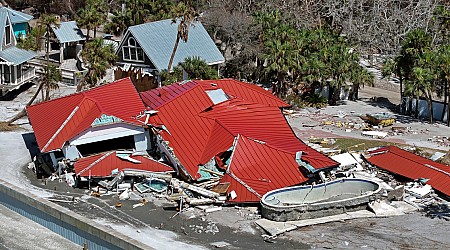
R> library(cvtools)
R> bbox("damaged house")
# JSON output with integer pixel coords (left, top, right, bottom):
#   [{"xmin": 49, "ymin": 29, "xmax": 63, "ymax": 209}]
[
  {"xmin": 365, "ymin": 146, "xmax": 450, "ymax": 198},
  {"xmin": 140, "ymin": 79, "xmax": 338, "ymax": 202},
  {"xmin": 26, "ymin": 78, "xmax": 151, "ymax": 176}
]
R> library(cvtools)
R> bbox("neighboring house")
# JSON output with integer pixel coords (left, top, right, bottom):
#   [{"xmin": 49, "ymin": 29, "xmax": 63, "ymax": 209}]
[
  {"xmin": 26, "ymin": 78, "xmax": 150, "ymax": 175},
  {"xmin": 51, "ymin": 21, "xmax": 84, "ymax": 62},
  {"xmin": 139, "ymin": 79, "xmax": 338, "ymax": 202},
  {"xmin": 0, "ymin": 7, "xmax": 36, "ymax": 97},
  {"xmin": 0, "ymin": 6, "xmax": 32, "ymax": 38},
  {"xmin": 116, "ymin": 19, "xmax": 224, "ymax": 81}
]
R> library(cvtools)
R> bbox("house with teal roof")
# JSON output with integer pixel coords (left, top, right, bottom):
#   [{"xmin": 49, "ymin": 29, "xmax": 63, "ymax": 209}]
[
  {"xmin": 116, "ymin": 19, "xmax": 224, "ymax": 82},
  {"xmin": 0, "ymin": 7, "xmax": 33, "ymax": 39},
  {"xmin": 0, "ymin": 7, "xmax": 37, "ymax": 98}
]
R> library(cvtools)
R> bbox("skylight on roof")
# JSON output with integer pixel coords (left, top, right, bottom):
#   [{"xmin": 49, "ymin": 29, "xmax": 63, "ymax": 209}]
[{"xmin": 206, "ymin": 89, "xmax": 229, "ymax": 105}]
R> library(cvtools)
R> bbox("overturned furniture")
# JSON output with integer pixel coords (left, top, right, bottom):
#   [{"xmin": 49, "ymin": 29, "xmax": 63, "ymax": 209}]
[{"xmin": 261, "ymin": 178, "xmax": 382, "ymax": 222}]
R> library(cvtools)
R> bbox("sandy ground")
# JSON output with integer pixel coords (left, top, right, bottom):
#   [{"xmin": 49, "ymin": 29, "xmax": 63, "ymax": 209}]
[{"xmin": 1, "ymin": 83, "xmax": 450, "ymax": 249}]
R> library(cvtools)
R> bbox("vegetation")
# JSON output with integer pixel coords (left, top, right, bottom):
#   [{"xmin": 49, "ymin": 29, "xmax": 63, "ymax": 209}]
[
  {"xmin": 254, "ymin": 10, "xmax": 373, "ymax": 105},
  {"xmin": 167, "ymin": 0, "xmax": 200, "ymax": 74},
  {"xmin": 160, "ymin": 56, "xmax": 218, "ymax": 85},
  {"xmin": 77, "ymin": 38, "xmax": 117, "ymax": 91}
]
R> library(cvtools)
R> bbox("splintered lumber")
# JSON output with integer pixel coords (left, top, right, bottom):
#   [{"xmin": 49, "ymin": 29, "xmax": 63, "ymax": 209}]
[
  {"xmin": 186, "ymin": 197, "xmax": 215, "ymax": 205},
  {"xmin": 173, "ymin": 180, "xmax": 220, "ymax": 198},
  {"xmin": 123, "ymin": 169, "xmax": 173, "ymax": 181},
  {"xmin": 211, "ymin": 182, "xmax": 230, "ymax": 195}
]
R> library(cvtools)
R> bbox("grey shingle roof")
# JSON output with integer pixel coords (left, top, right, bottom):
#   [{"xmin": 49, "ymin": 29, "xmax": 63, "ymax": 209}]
[
  {"xmin": 52, "ymin": 21, "xmax": 84, "ymax": 43},
  {"xmin": 0, "ymin": 46, "xmax": 36, "ymax": 65},
  {"xmin": 126, "ymin": 19, "xmax": 224, "ymax": 72}
]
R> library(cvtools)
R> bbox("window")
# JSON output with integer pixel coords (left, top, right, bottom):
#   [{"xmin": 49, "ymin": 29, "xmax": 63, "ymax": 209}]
[
  {"xmin": 122, "ymin": 37, "xmax": 144, "ymax": 62},
  {"xmin": 5, "ymin": 24, "xmax": 11, "ymax": 45}
]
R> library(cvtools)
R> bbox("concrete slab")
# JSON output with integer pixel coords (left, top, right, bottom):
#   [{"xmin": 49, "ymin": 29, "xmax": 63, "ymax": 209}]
[{"xmin": 256, "ymin": 210, "xmax": 376, "ymax": 236}]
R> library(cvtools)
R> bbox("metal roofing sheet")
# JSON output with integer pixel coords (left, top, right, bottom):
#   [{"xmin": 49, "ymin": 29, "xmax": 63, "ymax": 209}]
[
  {"xmin": 74, "ymin": 151, "xmax": 173, "ymax": 177},
  {"xmin": 2, "ymin": 7, "xmax": 33, "ymax": 24},
  {"xmin": 140, "ymin": 79, "xmax": 289, "ymax": 109},
  {"xmin": 221, "ymin": 135, "xmax": 308, "ymax": 203},
  {"xmin": 200, "ymin": 99, "xmax": 338, "ymax": 170},
  {"xmin": 27, "ymin": 78, "xmax": 145, "ymax": 152},
  {"xmin": 52, "ymin": 21, "xmax": 84, "ymax": 43},
  {"xmin": 149, "ymin": 85, "xmax": 216, "ymax": 178},
  {"xmin": 366, "ymin": 146, "xmax": 450, "ymax": 197},
  {"xmin": 140, "ymin": 80, "xmax": 198, "ymax": 109},
  {"xmin": 127, "ymin": 19, "xmax": 224, "ymax": 71},
  {"xmin": 0, "ymin": 8, "xmax": 8, "ymax": 51},
  {"xmin": 0, "ymin": 46, "xmax": 36, "ymax": 65},
  {"xmin": 196, "ymin": 79, "xmax": 290, "ymax": 107}
]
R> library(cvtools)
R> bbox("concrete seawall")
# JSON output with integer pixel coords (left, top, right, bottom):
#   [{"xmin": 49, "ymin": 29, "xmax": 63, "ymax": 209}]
[{"xmin": 0, "ymin": 179, "xmax": 153, "ymax": 250}]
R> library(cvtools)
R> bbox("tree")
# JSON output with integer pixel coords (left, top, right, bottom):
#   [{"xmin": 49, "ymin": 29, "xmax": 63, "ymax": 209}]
[
  {"xmin": 77, "ymin": 0, "xmax": 108, "ymax": 41},
  {"xmin": 77, "ymin": 38, "xmax": 117, "ymax": 91},
  {"xmin": 38, "ymin": 14, "xmax": 61, "ymax": 101},
  {"xmin": 160, "ymin": 56, "xmax": 218, "ymax": 85},
  {"xmin": 436, "ymin": 44, "xmax": 450, "ymax": 125},
  {"xmin": 167, "ymin": 0, "xmax": 200, "ymax": 73}
]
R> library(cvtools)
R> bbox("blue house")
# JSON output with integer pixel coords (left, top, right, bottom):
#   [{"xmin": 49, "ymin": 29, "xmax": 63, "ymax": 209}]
[
  {"xmin": 0, "ymin": 7, "xmax": 33, "ymax": 39},
  {"xmin": 116, "ymin": 19, "xmax": 224, "ymax": 81},
  {"xmin": 0, "ymin": 7, "xmax": 37, "ymax": 97}
]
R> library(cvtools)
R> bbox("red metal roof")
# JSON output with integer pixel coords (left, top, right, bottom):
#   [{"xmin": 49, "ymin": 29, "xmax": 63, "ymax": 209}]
[
  {"xmin": 140, "ymin": 80, "xmax": 198, "ymax": 109},
  {"xmin": 195, "ymin": 79, "xmax": 290, "ymax": 107},
  {"xmin": 74, "ymin": 151, "xmax": 173, "ymax": 177},
  {"xmin": 220, "ymin": 135, "xmax": 308, "ymax": 203},
  {"xmin": 148, "ymin": 84, "xmax": 337, "ymax": 180},
  {"xmin": 149, "ymin": 85, "xmax": 218, "ymax": 178},
  {"xmin": 366, "ymin": 146, "xmax": 450, "ymax": 197},
  {"xmin": 200, "ymin": 99, "xmax": 338, "ymax": 170},
  {"xmin": 139, "ymin": 78, "xmax": 289, "ymax": 109},
  {"xmin": 27, "ymin": 78, "xmax": 145, "ymax": 152}
]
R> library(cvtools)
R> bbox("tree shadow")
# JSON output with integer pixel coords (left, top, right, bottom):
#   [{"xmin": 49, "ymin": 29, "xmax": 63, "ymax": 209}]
[
  {"xmin": 424, "ymin": 201, "xmax": 450, "ymax": 221},
  {"xmin": 360, "ymin": 96, "xmax": 398, "ymax": 112},
  {"xmin": 21, "ymin": 132, "xmax": 39, "ymax": 159}
]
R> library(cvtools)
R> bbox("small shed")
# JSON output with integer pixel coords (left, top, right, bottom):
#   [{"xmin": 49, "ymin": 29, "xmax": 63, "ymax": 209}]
[{"xmin": 51, "ymin": 21, "xmax": 84, "ymax": 62}]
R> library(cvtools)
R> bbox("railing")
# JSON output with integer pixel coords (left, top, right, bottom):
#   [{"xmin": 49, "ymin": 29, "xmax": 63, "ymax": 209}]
[{"xmin": 19, "ymin": 67, "xmax": 36, "ymax": 84}]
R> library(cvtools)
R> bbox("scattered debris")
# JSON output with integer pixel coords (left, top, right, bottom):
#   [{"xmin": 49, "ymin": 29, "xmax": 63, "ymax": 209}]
[{"xmin": 210, "ymin": 241, "xmax": 231, "ymax": 248}]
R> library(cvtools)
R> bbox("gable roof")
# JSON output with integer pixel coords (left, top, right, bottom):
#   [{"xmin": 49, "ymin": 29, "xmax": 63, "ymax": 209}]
[
  {"xmin": 0, "ymin": 8, "xmax": 9, "ymax": 51},
  {"xmin": 149, "ymin": 85, "xmax": 219, "ymax": 178},
  {"xmin": 0, "ymin": 46, "xmax": 36, "ymax": 65},
  {"xmin": 0, "ymin": 7, "xmax": 32, "ymax": 24},
  {"xmin": 147, "ymin": 81, "xmax": 337, "ymax": 180},
  {"xmin": 52, "ymin": 21, "xmax": 84, "ymax": 43},
  {"xmin": 74, "ymin": 151, "xmax": 173, "ymax": 177},
  {"xmin": 27, "ymin": 78, "xmax": 145, "ymax": 153},
  {"xmin": 140, "ymin": 79, "xmax": 289, "ymax": 109},
  {"xmin": 365, "ymin": 146, "xmax": 450, "ymax": 197},
  {"xmin": 125, "ymin": 19, "xmax": 224, "ymax": 72},
  {"xmin": 220, "ymin": 135, "xmax": 308, "ymax": 203}
]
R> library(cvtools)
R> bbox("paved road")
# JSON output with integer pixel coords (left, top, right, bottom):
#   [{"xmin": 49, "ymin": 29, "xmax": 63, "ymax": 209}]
[{"xmin": 0, "ymin": 204, "xmax": 80, "ymax": 250}]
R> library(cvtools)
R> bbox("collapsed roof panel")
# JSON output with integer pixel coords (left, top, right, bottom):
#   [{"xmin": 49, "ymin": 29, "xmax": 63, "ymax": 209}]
[
  {"xmin": 221, "ymin": 135, "xmax": 308, "ymax": 203},
  {"xmin": 365, "ymin": 146, "xmax": 450, "ymax": 197},
  {"xmin": 74, "ymin": 151, "xmax": 173, "ymax": 177}
]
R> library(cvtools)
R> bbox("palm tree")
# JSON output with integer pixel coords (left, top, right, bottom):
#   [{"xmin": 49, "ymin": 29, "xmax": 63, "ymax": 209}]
[
  {"xmin": 167, "ymin": 0, "xmax": 200, "ymax": 74},
  {"xmin": 437, "ymin": 45, "xmax": 450, "ymax": 125},
  {"xmin": 77, "ymin": 38, "xmax": 117, "ymax": 91},
  {"xmin": 77, "ymin": 0, "xmax": 107, "ymax": 42},
  {"xmin": 38, "ymin": 14, "xmax": 61, "ymax": 101}
]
